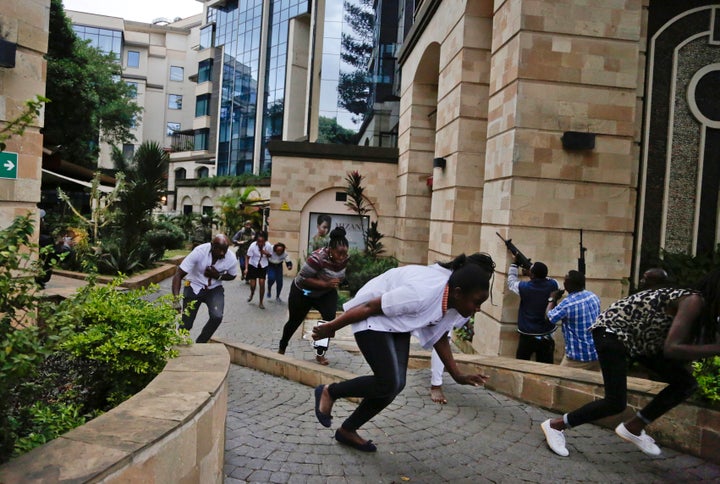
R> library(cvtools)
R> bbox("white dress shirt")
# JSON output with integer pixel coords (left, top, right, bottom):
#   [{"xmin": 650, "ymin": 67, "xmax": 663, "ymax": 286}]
[
  {"xmin": 344, "ymin": 264, "xmax": 469, "ymax": 349},
  {"xmin": 179, "ymin": 242, "xmax": 238, "ymax": 294}
]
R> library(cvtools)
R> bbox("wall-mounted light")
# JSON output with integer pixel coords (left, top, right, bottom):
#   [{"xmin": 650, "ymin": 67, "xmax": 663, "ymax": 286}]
[
  {"xmin": 433, "ymin": 157, "xmax": 446, "ymax": 169},
  {"xmin": 561, "ymin": 131, "xmax": 595, "ymax": 150},
  {"xmin": 0, "ymin": 39, "xmax": 17, "ymax": 68}
]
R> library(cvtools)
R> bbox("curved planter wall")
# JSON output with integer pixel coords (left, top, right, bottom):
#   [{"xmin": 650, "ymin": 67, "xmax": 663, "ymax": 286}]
[{"xmin": 0, "ymin": 344, "xmax": 229, "ymax": 483}]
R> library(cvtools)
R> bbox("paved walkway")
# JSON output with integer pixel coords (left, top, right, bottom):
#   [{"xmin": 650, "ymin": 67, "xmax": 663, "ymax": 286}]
[{"xmin": 51, "ymin": 273, "xmax": 720, "ymax": 482}]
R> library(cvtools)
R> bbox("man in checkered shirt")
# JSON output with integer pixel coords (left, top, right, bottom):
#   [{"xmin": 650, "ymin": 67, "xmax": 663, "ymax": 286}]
[{"xmin": 546, "ymin": 270, "xmax": 601, "ymax": 371}]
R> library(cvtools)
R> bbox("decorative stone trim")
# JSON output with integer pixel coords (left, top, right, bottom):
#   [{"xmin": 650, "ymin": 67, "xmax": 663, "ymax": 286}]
[{"xmin": 0, "ymin": 344, "xmax": 230, "ymax": 483}]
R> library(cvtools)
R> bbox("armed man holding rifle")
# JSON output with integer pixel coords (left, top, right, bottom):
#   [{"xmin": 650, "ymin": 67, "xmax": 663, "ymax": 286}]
[{"xmin": 499, "ymin": 233, "xmax": 559, "ymax": 363}]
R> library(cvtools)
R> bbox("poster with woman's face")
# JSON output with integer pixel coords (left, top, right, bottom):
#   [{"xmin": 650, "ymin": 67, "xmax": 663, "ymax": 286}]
[{"xmin": 309, "ymin": 212, "xmax": 368, "ymax": 251}]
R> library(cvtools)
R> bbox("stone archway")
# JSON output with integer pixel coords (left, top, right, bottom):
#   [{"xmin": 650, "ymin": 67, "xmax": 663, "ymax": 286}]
[{"xmin": 637, "ymin": 3, "xmax": 720, "ymax": 276}]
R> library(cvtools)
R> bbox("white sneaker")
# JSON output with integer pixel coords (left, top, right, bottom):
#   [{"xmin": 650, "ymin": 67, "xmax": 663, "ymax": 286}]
[
  {"xmin": 541, "ymin": 419, "xmax": 569, "ymax": 457},
  {"xmin": 615, "ymin": 423, "xmax": 661, "ymax": 456}
]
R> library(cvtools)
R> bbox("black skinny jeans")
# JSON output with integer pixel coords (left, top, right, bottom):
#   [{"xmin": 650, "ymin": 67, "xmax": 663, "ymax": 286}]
[
  {"xmin": 566, "ymin": 328, "xmax": 697, "ymax": 427},
  {"xmin": 327, "ymin": 330, "xmax": 411, "ymax": 431},
  {"xmin": 278, "ymin": 283, "xmax": 338, "ymax": 354}
]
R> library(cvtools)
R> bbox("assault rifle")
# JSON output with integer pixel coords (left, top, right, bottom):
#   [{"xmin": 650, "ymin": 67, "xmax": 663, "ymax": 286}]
[
  {"xmin": 496, "ymin": 232, "xmax": 532, "ymax": 270},
  {"xmin": 578, "ymin": 229, "xmax": 587, "ymax": 275}
]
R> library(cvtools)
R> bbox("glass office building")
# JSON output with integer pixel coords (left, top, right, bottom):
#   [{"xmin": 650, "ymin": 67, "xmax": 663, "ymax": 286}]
[{"xmin": 211, "ymin": 0, "xmax": 309, "ymax": 175}]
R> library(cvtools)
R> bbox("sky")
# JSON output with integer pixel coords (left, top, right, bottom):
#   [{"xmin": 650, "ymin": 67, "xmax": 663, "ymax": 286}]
[{"xmin": 62, "ymin": 0, "xmax": 203, "ymax": 24}]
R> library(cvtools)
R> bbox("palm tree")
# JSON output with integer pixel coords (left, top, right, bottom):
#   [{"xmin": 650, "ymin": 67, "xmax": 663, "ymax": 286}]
[
  {"xmin": 104, "ymin": 141, "xmax": 168, "ymax": 271},
  {"xmin": 219, "ymin": 186, "xmax": 268, "ymax": 234}
]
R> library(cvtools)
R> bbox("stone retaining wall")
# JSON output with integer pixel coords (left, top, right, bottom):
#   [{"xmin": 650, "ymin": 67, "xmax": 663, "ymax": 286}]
[
  {"xmin": 452, "ymin": 353, "xmax": 720, "ymax": 464},
  {"xmin": 0, "ymin": 344, "xmax": 230, "ymax": 483},
  {"xmin": 219, "ymin": 338, "xmax": 720, "ymax": 465}
]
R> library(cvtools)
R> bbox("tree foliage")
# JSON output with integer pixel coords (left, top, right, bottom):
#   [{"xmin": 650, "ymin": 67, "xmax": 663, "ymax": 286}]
[
  {"xmin": 44, "ymin": 0, "xmax": 141, "ymax": 167},
  {"xmin": 101, "ymin": 141, "xmax": 168, "ymax": 271},
  {"xmin": 317, "ymin": 116, "xmax": 358, "ymax": 144},
  {"xmin": 337, "ymin": 0, "xmax": 374, "ymax": 121}
]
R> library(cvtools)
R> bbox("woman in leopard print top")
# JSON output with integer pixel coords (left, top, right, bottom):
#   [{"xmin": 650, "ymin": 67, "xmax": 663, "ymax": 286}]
[{"xmin": 541, "ymin": 270, "xmax": 720, "ymax": 457}]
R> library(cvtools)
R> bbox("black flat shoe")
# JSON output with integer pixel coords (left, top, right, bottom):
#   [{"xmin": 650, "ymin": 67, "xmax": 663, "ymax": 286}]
[
  {"xmin": 334, "ymin": 429, "xmax": 377, "ymax": 452},
  {"xmin": 314, "ymin": 385, "xmax": 332, "ymax": 428}
]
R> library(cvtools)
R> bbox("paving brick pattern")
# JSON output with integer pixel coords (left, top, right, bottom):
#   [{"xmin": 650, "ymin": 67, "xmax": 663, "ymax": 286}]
[{"xmin": 156, "ymin": 274, "xmax": 720, "ymax": 483}]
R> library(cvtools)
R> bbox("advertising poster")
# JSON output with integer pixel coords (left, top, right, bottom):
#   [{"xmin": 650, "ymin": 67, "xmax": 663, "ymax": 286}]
[{"xmin": 308, "ymin": 212, "xmax": 368, "ymax": 252}]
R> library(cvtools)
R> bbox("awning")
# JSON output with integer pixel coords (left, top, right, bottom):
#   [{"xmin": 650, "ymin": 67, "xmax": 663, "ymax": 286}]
[{"xmin": 42, "ymin": 168, "xmax": 115, "ymax": 193}]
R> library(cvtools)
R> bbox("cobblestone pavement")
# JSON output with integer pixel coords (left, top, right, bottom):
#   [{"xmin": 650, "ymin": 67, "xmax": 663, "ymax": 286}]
[{"xmin": 156, "ymin": 273, "xmax": 720, "ymax": 483}]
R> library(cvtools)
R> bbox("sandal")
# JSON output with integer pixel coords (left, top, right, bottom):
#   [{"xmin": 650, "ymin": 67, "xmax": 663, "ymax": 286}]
[
  {"xmin": 316, "ymin": 355, "xmax": 329, "ymax": 365},
  {"xmin": 258, "ymin": 303, "xmax": 265, "ymax": 309}
]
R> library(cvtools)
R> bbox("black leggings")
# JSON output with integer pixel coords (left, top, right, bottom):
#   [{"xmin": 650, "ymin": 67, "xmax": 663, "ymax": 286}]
[
  {"xmin": 327, "ymin": 330, "xmax": 411, "ymax": 431},
  {"xmin": 566, "ymin": 328, "xmax": 697, "ymax": 427},
  {"xmin": 278, "ymin": 283, "xmax": 338, "ymax": 354}
]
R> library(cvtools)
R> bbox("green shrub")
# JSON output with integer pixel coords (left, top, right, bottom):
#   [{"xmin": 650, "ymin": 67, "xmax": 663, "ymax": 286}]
[
  {"xmin": 344, "ymin": 249, "xmax": 398, "ymax": 296},
  {"xmin": 58, "ymin": 280, "xmax": 190, "ymax": 408},
  {"xmin": 146, "ymin": 218, "xmax": 187, "ymax": 256},
  {"xmin": 9, "ymin": 402, "xmax": 87, "ymax": 458},
  {"xmin": 693, "ymin": 356, "xmax": 720, "ymax": 404}
]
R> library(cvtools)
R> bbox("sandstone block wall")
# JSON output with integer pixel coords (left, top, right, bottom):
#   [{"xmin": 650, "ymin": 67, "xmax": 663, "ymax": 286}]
[
  {"xmin": 0, "ymin": 344, "xmax": 230, "ymax": 483},
  {"xmin": 0, "ymin": 0, "xmax": 49, "ymax": 231}
]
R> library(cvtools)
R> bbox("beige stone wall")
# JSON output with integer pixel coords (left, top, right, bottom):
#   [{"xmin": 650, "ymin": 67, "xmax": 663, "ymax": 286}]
[
  {"xmin": 478, "ymin": 0, "xmax": 644, "ymax": 356},
  {"xmin": 0, "ymin": 0, "xmax": 49, "ymax": 232},
  {"xmin": 399, "ymin": 0, "xmax": 647, "ymax": 357},
  {"xmin": 269, "ymin": 153, "xmax": 397, "ymax": 262},
  {"xmin": 0, "ymin": 344, "xmax": 230, "ymax": 483}
]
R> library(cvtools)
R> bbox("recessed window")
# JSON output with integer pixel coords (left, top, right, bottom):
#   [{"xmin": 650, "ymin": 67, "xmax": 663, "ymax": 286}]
[
  {"xmin": 183, "ymin": 204, "xmax": 193, "ymax": 215},
  {"xmin": 175, "ymin": 168, "xmax": 186, "ymax": 180},
  {"xmin": 168, "ymin": 94, "xmax": 183, "ymax": 110},
  {"xmin": 198, "ymin": 59, "xmax": 213, "ymax": 83},
  {"xmin": 126, "ymin": 81, "xmax": 138, "ymax": 98},
  {"xmin": 167, "ymin": 122, "xmax": 181, "ymax": 137},
  {"xmin": 170, "ymin": 65, "xmax": 184, "ymax": 81},
  {"xmin": 199, "ymin": 24, "xmax": 214, "ymax": 50},
  {"xmin": 194, "ymin": 129, "xmax": 210, "ymax": 151},
  {"xmin": 127, "ymin": 50, "xmax": 140, "ymax": 68},
  {"xmin": 195, "ymin": 94, "xmax": 211, "ymax": 117},
  {"xmin": 197, "ymin": 167, "xmax": 210, "ymax": 178},
  {"xmin": 122, "ymin": 143, "xmax": 134, "ymax": 159}
]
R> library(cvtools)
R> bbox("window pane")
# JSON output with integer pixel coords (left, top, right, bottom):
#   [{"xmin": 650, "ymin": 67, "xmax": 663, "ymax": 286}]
[
  {"xmin": 127, "ymin": 50, "xmax": 140, "ymax": 68},
  {"xmin": 170, "ymin": 65, "xmax": 184, "ymax": 81},
  {"xmin": 167, "ymin": 122, "xmax": 181, "ymax": 136},
  {"xmin": 168, "ymin": 94, "xmax": 183, "ymax": 110}
]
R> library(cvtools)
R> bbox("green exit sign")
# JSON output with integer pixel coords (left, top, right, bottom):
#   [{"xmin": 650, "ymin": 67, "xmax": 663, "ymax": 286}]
[{"xmin": 0, "ymin": 152, "xmax": 18, "ymax": 179}]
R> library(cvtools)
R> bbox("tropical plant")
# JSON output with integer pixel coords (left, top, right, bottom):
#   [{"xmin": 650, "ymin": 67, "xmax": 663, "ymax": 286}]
[
  {"xmin": 344, "ymin": 170, "xmax": 370, "ymax": 250},
  {"xmin": 96, "ymin": 141, "xmax": 169, "ymax": 274},
  {"xmin": 365, "ymin": 220, "xmax": 385, "ymax": 257},
  {"xmin": 218, "ymin": 186, "xmax": 267, "ymax": 234},
  {"xmin": 57, "ymin": 172, "xmax": 125, "ymax": 243}
]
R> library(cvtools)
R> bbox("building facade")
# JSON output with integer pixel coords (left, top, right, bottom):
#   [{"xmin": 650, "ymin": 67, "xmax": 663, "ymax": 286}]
[{"xmin": 66, "ymin": 10, "xmax": 202, "ymax": 171}]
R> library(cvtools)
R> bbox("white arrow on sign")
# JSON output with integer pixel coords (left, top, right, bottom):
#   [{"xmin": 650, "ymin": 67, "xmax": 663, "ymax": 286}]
[{"xmin": 4, "ymin": 160, "xmax": 14, "ymax": 171}]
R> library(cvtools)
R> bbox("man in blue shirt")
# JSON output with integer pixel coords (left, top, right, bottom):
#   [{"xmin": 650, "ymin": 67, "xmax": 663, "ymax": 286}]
[
  {"xmin": 507, "ymin": 258, "xmax": 559, "ymax": 363},
  {"xmin": 546, "ymin": 270, "xmax": 600, "ymax": 371}
]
